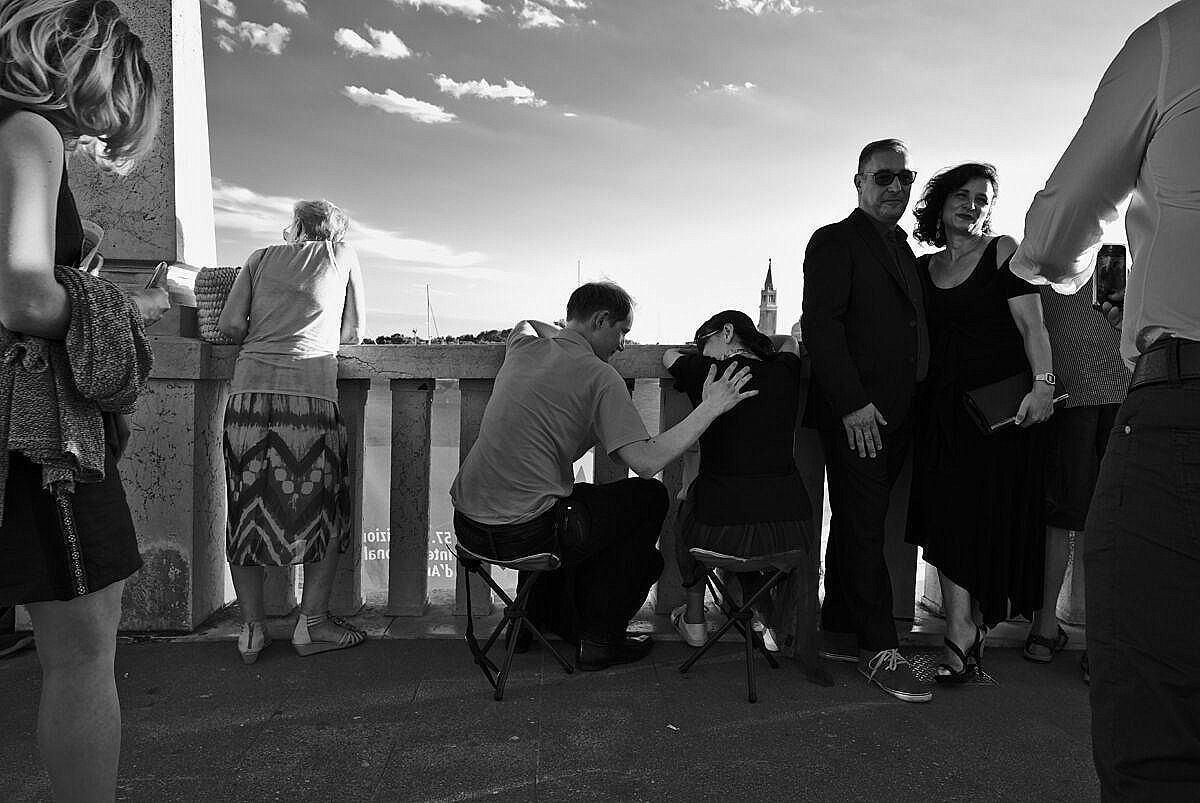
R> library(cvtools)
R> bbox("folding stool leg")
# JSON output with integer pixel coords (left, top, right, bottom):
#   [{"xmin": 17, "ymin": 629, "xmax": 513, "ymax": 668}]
[
  {"xmin": 460, "ymin": 558, "xmax": 499, "ymax": 685},
  {"xmin": 741, "ymin": 609, "xmax": 758, "ymax": 702},
  {"xmin": 493, "ymin": 609, "xmax": 525, "ymax": 701}
]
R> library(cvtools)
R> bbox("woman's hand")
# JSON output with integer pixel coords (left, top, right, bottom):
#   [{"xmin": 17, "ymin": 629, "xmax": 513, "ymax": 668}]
[
  {"xmin": 127, "ymin": 266, "xmax": 171, "ymax": 326},
  {"xmin": 127, "ymin": 286, "xmax": 170, "ymax": 326},
  {"xmin": 1014, "ymin": 386, "xmax": 1055, "ymax": 427}
]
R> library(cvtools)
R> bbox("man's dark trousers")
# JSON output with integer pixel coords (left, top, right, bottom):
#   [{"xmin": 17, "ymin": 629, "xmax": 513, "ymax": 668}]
[
  {"xmin": 819, "ymin": 413, "xmax": 914, "ymax": 652},
  {"xmin": 1086, "ymin": 377, "xmax": 1200, "ymax": 800},
  {"xmin": 454, "ymin": 477, "xmax": 668, "ymax": 641}
]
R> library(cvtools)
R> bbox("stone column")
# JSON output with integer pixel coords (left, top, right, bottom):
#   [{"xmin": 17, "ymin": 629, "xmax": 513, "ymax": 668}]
[{"xmin": 70, "ymin": 0, "xmax": 215, "ymax": 284}]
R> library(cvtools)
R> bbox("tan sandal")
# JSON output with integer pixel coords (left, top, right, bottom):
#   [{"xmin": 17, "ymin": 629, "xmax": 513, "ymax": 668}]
[
  {"xmin": 238, "ymin": 621, "xmax": 271, "ymax": 665},
  {"xmin": 292, "ymin": 612, "xmax": 366, "ymax": 657}
]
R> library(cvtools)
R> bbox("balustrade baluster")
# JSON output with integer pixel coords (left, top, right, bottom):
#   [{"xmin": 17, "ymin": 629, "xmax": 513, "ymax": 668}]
[
  {"xmin": 387, "ymin": 379, "xmax": 435, "ymax": 616},
  {"xmin": 591, "ymin": 379, "xmax": 636, "ymax": 484},
  {"xmin": 331, "ymin": 379, "xmax": 370, "ymax": 615},
  {"xmin": 653, "ymin": 381, "xmax": 692, "ymax": 614},
  {"xmin": 456, "ymin": 379, "xmax": 495, "ymax": 615}
]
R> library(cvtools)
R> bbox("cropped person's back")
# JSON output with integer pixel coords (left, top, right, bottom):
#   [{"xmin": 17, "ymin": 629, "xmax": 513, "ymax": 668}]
[{"xmin": 1010, "ymin": 1, "xmax": 1200, "ymax": 795}]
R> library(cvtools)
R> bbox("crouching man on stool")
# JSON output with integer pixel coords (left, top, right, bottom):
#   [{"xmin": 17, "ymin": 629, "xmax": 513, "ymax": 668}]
[{"xmin": 451, "ymin": 282, "xmax": 757, "ymax": 671}]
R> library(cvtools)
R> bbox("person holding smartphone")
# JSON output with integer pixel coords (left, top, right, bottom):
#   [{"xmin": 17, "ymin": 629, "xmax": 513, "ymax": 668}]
[
  {"xmin": 0, "ymin": 1, "xmax": 167, "ymax": 798},
  {"xmin": 1010, "ymin": 1, "xmax": 1200, "ymax": 795}
]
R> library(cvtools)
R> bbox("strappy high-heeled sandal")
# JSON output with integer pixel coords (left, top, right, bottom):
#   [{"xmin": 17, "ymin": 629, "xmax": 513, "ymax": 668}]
[{"xmin": 935, "ymin": 626, "xmax": 982, "ymax": 685}]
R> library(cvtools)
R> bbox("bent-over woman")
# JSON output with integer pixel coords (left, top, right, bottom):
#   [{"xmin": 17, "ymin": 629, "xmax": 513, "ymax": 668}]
[
  {"xmin": 663, "ymin": 310, "xmax": 829, "ymax": 685},
  {"xmin": 218, "ymin": 199, "xmax": 366, "ymax": 662}
]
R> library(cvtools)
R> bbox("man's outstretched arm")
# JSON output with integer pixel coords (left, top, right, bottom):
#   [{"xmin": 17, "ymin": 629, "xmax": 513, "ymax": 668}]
[{"xmin": 616, "ymin": 363, "xmax": 756, "ymax": 478}]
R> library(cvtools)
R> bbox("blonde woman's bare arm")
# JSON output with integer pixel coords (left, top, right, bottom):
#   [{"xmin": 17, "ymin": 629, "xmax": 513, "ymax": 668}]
[
  {"xmin": 338, "ymin": 245, "xmax": 366, "ymax": 345},
  {"xmin": 0, "ymin": 112, "xmax": 70, "ymax": 338}
]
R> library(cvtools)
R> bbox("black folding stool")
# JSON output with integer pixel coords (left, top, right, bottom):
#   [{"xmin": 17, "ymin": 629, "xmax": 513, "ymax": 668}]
[
  {"xmin": 678, "ymin": 547, "xmax": 804, "ymax": 702},
  {"xmin": 454, "ymin": 544, "xmax": 575, "ymax": 700}
]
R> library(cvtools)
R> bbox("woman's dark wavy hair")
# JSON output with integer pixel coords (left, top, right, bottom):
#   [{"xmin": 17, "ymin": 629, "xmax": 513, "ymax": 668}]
[
  {"xmin": 912, "ymin": 162, "xmax": 999, "ymax": 247},
  {"xmin": 693, "ymin": 309, "xmax": 775, "ymax": 359}
]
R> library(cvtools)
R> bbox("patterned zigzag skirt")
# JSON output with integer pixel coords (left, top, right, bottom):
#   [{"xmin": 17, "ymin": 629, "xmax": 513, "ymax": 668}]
[{"xmin": 223, "ymin": 392, "xmax": 351, "ymax": 566}]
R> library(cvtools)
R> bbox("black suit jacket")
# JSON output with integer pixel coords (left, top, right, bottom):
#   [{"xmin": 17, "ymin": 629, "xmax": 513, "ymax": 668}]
[{"xmin": 800, "ymin": 208, "xmax": 926, "ymax": 432}]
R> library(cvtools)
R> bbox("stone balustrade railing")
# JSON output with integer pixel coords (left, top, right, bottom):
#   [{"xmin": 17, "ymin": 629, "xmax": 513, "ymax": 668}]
[{"xmin": 114, "ymin": 337, "xmax": 1083, "ymax": 633}]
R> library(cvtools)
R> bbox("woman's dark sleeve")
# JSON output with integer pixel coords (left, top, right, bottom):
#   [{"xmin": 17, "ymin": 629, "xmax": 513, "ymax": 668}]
[{"xmin": 666, "ymin": 353, "xmax": 710, "ymax": 405}]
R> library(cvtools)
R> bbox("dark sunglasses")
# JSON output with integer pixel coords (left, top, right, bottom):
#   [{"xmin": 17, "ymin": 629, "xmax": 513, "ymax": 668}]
[{"xmin": 861, "ymin": 169, "xmax": 917, "ymax": 187}]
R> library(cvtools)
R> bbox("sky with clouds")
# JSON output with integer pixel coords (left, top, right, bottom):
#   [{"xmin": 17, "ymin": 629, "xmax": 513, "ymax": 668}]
[{"xmin": 200, "ymin": 0, "xmax": 1168, "ymax": 342}]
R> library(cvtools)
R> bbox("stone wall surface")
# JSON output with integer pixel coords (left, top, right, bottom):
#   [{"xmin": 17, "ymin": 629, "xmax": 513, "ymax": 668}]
[{"xmin": 70, "ymin": 0, "xmax": 215, "ymax": 269}]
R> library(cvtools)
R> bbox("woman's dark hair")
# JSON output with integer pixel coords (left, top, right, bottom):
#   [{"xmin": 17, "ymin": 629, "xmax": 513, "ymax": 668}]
[
  {"xmin": 912, "ymin": 162, "xmax": 999, "ymax": 247},
  {"xmin": 693, "ymin": 309, "xmax": 775, "ymax": 359},
  {"xmin": 566, "ymin": 281, "xmax": 633, "ymax": 323}
]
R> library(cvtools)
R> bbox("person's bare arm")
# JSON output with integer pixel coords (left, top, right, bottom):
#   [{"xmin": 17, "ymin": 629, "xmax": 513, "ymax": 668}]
[
  {"xmin": 0, "ymin": 112, "xmax": 70, "ymax": 338},
  {"xmin": 662, "ymin": 346, "xmax": 693, "ymax": 370},
  {"xmin": 338, "ymin": 245, "xmax": 366, "ymax": 344},
  {"xmin": 616, "ymin": 363, "xmax": 756, "ymax": 477},
  {"xmin": 1008, "ymin": 292, "xmax": 1056, "ymax": 427},
  {"xmin": 217, "ymin": 255, "xmax": 257, "ymax": 344}
]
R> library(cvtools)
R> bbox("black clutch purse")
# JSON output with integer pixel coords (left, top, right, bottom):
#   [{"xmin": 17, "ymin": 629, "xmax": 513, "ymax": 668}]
[{"xmin": 963, "ymin": 371, "xmax": 1068, "ymax": 434}]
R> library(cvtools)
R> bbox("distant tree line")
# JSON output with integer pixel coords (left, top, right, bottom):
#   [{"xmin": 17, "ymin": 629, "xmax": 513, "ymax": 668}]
[{"xmin": 362, "ymin": 329, "xmax": 513, "ymax": 345}]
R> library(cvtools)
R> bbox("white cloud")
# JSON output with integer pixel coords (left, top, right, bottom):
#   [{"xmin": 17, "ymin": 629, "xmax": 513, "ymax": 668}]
[
  {"xmin": 390, "ymin": 0, "xmax": 494, "ymax": 20},
  {"xmin": 202, "ymin": 0, "xmax": 237, "ymax": 16},
  {"xmin": 562, "ymin": 112, "xmax": 578, "ymax": 118},
  {"xmin": 341, "ymin": 86, "xmax": 456, "ymax": 124},
  {"xmin": 214, "ymin": 19, "xmax": 291, "ymax": 54},
  {"xmin": 211, "ymin": 178, "xmax": 491, "ymax": 274},
  {"xmin": 335, "ymin": 26, "xmax": 413, "ymax": 59},
  {"xmin": 542, "ymin": 0, "xmax": 587, "ymax": 6},
  {"xmin": 518, "ymin": 0, "xmax": 564, "ymax": 28},
  {"xmin": 715, "ymin": 0, "xmax": 819, "ymax": 15},
  {"xmin": 433, "ymin": 74, "xmax": 547, "ymax": 107},
  {"xmin": 274, "ymin": 0, "xmax": 309, "ymax": 16},
  {"xmin": 690, "ymin": 80, "xmax": 758, "ymax": 96}
]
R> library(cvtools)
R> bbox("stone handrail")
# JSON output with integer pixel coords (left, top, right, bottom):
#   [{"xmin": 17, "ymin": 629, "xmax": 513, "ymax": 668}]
[{"xmin": 120, "ymin": 338, "xmax": 875, "ymax": 632}]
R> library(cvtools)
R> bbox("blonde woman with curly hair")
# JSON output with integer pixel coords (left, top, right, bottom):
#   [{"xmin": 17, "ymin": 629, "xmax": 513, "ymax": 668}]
[{"xmin": 0, "ymin": 0, "xmax": 167, "ymax": 799}]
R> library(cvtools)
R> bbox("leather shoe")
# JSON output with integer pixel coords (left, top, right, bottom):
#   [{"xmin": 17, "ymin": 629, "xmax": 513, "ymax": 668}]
[{"xmin": 576, "ymin": 633, "xmax": 653, "ymax": 671}]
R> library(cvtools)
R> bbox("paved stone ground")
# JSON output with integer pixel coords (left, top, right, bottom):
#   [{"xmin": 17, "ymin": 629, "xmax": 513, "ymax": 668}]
[{"xmin": 0, "ymin": 631, "xmax": 1096, "ymax": 802}]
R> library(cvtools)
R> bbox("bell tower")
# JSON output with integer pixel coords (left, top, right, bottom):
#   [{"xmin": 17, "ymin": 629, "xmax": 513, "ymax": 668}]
[{"xmin": 758, "ymin": 259, "xmax": 777, "ymax": 335}]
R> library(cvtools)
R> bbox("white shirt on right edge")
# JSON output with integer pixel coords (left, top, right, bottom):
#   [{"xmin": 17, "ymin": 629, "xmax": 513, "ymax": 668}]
[{"xmin": 1009, "ymin": 0, "xmax": 1200, "ymax": 369}]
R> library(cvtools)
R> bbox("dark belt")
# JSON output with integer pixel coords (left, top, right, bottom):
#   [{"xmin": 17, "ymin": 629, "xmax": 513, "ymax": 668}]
[{"xmin": 1129, "ymin": 338, "xmax": 1200, "ymax": 392}]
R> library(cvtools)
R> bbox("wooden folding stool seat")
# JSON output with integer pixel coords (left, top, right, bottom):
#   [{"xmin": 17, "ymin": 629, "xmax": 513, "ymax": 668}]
[
  {"xmin": 453, "ymin": 544, "xmax": 575, "ymax": 700},
  {"xmin": 678, "ymin": 547, "xmax": 806, "ymax": 703}
]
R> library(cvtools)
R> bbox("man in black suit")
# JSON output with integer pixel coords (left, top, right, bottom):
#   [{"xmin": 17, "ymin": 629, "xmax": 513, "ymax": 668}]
[{"xmin": 800, "ymin": 138, "xmax": 931, "ymax": 703}]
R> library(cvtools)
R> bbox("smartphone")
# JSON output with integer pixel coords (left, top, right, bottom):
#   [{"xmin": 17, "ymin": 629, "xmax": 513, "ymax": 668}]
[
  {"xmin": 1092, "ymin": 244, "xmax": 1126, "ymax": 311},
  {"xmin": 145, "ymin": 261, "xmax": 169, "ymax": 289}
]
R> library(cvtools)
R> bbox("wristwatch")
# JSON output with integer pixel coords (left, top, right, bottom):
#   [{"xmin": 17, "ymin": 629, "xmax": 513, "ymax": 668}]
[{"xmin": 1034, "ymin": 372, "xmax": 1057, "ymax": 386}]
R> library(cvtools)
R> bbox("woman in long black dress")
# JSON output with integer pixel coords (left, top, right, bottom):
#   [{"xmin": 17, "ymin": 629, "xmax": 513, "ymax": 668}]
[
  {"xmin": 663, "ymin": 310, "xmax": 829, "ymax": 684},
  {"xmin": 906, "ymin": 163, "xmax": 1056, "ymax": 683}
]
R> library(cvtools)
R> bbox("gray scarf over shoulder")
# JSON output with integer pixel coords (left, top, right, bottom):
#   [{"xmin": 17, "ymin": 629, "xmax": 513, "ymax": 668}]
[{"xmin": 0, "ymin": 266, "xmax": 154, "ymax": 525}]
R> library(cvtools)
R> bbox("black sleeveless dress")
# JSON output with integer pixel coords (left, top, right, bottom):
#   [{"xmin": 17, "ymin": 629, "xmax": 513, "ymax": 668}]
[
  {"xmin": 0, "ymin": 105, "xmax": 142, "ymax": 605},
  {"xmin": 905, "ymin": 238, "xmax": 1046, "ymax": 628}
]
